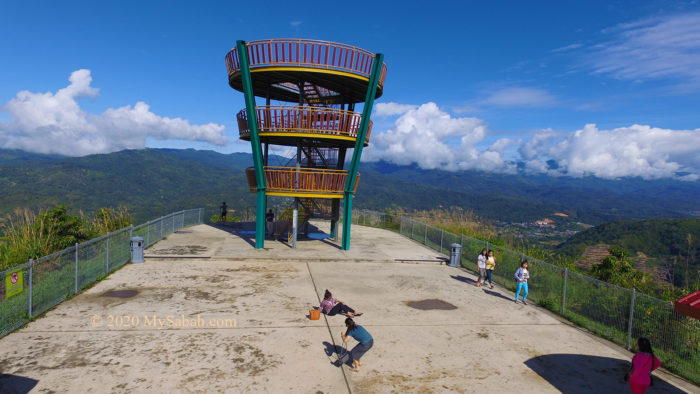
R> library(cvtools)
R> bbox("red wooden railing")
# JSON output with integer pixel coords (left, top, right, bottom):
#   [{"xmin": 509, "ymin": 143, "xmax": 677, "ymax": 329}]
[
  {"xmin": 245, "ymin": 167, "xmax": 360, "ymax": 195},
  {"xmin": 226, "ymin": 39, "xmax": 387, "ymax": 88},
  {"xmin": 237, "ymin": 106, "xmax": 372, "ymax": 142}
]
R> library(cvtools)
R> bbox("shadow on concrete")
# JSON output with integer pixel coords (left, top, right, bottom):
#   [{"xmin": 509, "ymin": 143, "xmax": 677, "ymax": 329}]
[
  {"xmin": 483, "ymin": 289, "xmax": 514, "ymax": 302},
  {"xmin": 208, "ymin": 222, "xmax": 338, "ymax": 249},
  {"xmin": 524, "ymin": 354, "xmax": 685, "ymax": 394},
  {"xmin": 320, "ymin": 238, "xmax": 342, "ymax": 250},
  {"xmin": 450, "ymin": 275, "xmax": 476, "ymax": 285},
  {"xmin": 0, "ymin": 374, "xmax": 39, "ymax": 394},
  {"xmin": 206, "ymin": 222, "xmax": 257, "ymax": 248},
  {"xmin": 323, "ymin": 341, "xmax": 352, "ymax": 367}
]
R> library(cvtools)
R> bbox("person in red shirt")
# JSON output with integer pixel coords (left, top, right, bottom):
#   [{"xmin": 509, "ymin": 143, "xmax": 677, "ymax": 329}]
[{"xmin": 625, "ymin": 337, "xmax": 661, "ymax": 394}]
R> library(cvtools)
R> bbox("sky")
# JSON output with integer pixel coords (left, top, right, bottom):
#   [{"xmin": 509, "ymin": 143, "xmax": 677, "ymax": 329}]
[{"xmin": 1, "ymin": 0, "xmax": 699, "ymax": 181}]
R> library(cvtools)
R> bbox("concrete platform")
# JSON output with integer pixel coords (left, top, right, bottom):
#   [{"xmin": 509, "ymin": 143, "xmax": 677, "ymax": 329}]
[{"xmin": 0, "ymin": 223, "xmax": 696, "ymax": 393}]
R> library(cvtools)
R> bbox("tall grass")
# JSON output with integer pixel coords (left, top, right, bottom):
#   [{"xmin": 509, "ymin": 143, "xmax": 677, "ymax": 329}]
[
  {"xmin": 411, "ymin": 207, "xmax": 498, "ymax": 241},
  {"xmin": 0, "ymin": 208, "xmax": 58, "ymax": 268},
  {"xmin": 86, "ymin": 207, "xmax": 132, "ymax": 235},
  {"xmin": 0, "ymin": 206, "xmax": 132, "ymax": 271}
]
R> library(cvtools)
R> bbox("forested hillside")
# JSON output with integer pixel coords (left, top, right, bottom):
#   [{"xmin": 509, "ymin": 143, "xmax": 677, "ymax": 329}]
[
  {"xmin": 1, "ymin": 148, "xmax": 698, "ymax": 226},
  {"xmin": 556, "ymin": 219, "xmax": 700, "ymax": 287}
]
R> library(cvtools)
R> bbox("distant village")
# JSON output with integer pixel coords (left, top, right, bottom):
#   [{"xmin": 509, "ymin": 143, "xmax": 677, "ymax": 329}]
[{"xmin": 495, "ymin": 212, "xmax": 592, "ymax": 244}]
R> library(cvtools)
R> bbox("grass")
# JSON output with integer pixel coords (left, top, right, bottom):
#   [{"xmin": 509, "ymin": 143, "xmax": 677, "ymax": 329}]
[{"xmin": 0, "ymin": 209, "xmax": 200, "ymax": 340}]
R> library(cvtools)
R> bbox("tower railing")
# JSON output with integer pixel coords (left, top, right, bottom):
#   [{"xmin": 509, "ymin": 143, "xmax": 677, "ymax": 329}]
[
  {"xmin": 237, "ymin": 105, "xmax": 372, "ymax": 142},
  {"xmin": 225, "ymin": 39, "xmax": 387, "ymax": 87},
  {"xmin": 245, "ymin": 167, "xmax": 360, "ymax": 196}
]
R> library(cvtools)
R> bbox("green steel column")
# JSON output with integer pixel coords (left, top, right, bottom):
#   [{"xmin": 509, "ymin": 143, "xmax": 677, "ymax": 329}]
[
  {"xmin": 330, "ymin": 147, "xmax": 347, "ymax": 239},
  {"xmin": 331, "ymin": 148, "xmax": 347, "ymax": 241},
  {"xmin": 237, "ymin": 40, "xmax": 267, "ymax": 248},
  {"xmin": 341, "ymin": 53, "xmax": 384, "ymax": 250}
]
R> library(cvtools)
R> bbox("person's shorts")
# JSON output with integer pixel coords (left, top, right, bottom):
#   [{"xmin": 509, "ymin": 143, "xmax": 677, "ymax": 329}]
[{"xmin": 351, "ymin": 339, "xmax": 373, "ymax": 360}]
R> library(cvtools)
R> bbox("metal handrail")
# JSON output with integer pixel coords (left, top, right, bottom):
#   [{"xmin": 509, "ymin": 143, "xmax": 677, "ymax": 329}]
[
  {"xmin": 245, "ymin": 167, "xmax": 360, "ymax": 195},
  {"xmin": 225, "ymin": 39, "xmax": 387, "ymax": 87},
  {"xmin": 237, "ymin": 105, "xmax": 372, "ymax": 142}
]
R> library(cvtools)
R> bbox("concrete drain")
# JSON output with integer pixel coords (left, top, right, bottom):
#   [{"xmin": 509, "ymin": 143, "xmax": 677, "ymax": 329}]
[
  {"xmin": 103, "ymin": 289, "xmax": 139, "ymax": 298},
  {"xmin": 405, "ymin": 299, "xmax": 457, "ymax": 310}
]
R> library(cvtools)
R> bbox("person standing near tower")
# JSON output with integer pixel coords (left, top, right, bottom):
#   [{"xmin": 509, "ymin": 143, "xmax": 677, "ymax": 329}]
[
  {"xmin": 220, "ymin": 202, "xmax": 228, "ymax": 223},
  {"xmin": 265, "ymin": 208, "xmax": 275, "ymax": 237}
]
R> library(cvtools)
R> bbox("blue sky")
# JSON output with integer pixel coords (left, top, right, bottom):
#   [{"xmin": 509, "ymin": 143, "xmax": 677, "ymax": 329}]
[{"xmin": 1, "ymin": 0, "xmax": 699, "ymax": 180}]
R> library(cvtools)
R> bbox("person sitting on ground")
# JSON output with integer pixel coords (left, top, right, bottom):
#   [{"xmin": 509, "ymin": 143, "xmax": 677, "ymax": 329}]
[
  {"xmin": 320, "ymin": 289, "xmax": 362, "ymax": 317},
  {"xmin": 341, "ymin": 317, "xmax": 373, "ymax": 372}
]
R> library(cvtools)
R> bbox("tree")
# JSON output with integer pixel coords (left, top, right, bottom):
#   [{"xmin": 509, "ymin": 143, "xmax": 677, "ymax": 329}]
[
  {"xmin": 40, "ymin": 205, "xmax": 89, "ymax": 250},
  {"xmin": 591, "ymin": 247, "xmax": 648, "ymax": 289}
]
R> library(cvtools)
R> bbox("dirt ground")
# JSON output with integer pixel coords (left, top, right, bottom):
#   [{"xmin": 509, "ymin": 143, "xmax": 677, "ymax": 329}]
[{"xmin": 0, "ymin": 223, "xmax": 696, "ymax": 393}]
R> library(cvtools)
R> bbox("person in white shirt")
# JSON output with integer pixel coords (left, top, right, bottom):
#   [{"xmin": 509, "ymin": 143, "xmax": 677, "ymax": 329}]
[
  {"xmin": 476, "ymin": 249, "xmax": 487, "ymax": 287},
  {"xmin": 514, "ymin": 260, "xmax": 530, "ymax": 304}
]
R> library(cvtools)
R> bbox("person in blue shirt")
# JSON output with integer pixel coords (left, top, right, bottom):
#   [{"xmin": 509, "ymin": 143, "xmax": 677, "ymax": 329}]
[{"xmin": 340, "ymin": 317, "xmax": 373, "ymax": 372}]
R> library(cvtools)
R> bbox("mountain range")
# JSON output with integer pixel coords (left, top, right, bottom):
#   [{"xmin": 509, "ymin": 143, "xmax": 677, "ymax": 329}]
[{"xmin": 1, "ymin": 148, "xmax": 698, "ymax": 226}]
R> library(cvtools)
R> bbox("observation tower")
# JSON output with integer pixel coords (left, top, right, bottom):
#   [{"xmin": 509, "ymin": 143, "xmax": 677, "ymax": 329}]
[{"xmin": 225, "ymin": 39, "xmax": 387, "ymax": 250}]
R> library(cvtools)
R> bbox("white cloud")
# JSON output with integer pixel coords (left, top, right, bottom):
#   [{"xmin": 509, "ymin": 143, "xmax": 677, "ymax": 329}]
[
  {"xmin": 523, "ymin": 124, "xmax": 700, "ymax": 180},
  {"xmin": 550, "ymin": 43, "xmax": 583, "ymax": 53},
  {"xmin": 518, "ymin": 128, "xmax": 560, "ymax": 160},
  {"xmin": 363, "ymin": 102, "xmax": 514, "ymax": 173},
  {"xmin": 488, "ymin": 138, "xmax": 519, "ymax": 154},
  {"xmin": 373, "ymin": 102, "xmax": 417, "ymax": 117},
  {"xmin": 290, "ymin": 21, "xmax": 302, "ymax": 28},
  {"xmin": 365, "ymin": 102, "xmax": 700, "ymax": 181},
  {"xmin": 0, "ymin": 69, "xmax": 227, "ymax": 156},
  {"xmin": 588, "ymin": 13, "xmax": 700, "ymax": 87},
  {"xmin": 480, "ymin": 87, "xmax": 557, "ymax": 108}
]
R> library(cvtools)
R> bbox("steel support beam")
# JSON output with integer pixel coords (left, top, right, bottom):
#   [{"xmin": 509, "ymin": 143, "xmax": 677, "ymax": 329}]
[
  {"xmin": 237, "ymin": 40, "xmax": 267, "ymax": 248},
  {"xmin": 341, "ymin": 53, "xmax": 384, "ymax": 250}
]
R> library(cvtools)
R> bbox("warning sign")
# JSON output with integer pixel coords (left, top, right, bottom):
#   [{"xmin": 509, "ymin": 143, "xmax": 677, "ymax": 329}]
[{"xmin": 5, "ymin": 269, "xmax": 23, "ymax": 299}]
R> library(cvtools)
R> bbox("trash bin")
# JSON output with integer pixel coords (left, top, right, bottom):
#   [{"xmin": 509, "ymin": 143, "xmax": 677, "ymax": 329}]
[
  {"xmin": 449, "ymin": 243, "xmax": 462, "ymax": 267},
  {"xmin": 130, "ymin": 236, "xmax": 144, "ymax": 263}
]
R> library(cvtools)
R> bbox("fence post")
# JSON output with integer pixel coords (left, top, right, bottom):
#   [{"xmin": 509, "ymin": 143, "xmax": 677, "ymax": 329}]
[
  {"xmin": 486, "ymin": 241, "xmax": 489, "ymax": 251},
  {"xmin": 198, "ymin": 208, "xmax": 201, "ymax": 224},
  {"xmin": 562, "ymin": 268, "xmax": 568, "ymax": 314},
  {"xmin": 28, "ymin": 259, "xmax": 33, "ymax": 318},
  {"xmin": 411, "ymin": 220, "xmax": 414, "ymax": 239},
  {"xmin": 160, "ymin": 217, "xmax": 163, "ymax": 239},
  {"xmin": 74, "ymin": 243, "xmax": 79, "ymax": 294},
  {"xmin": 146, "ymin": 221, "xmax": 150, "ymax": 247},
  {"xmin": 106, "ymin": 232, "xmax": 110, "ymax": 273},
  {"xmin": 172, "ymin": 214, "xmax": 175, "ymax": 233},
  {"xmin": 626, "ymin": 288, "xmax": 636, "ymax": 349},
  {"xmin": 440, "ymin": 229, "xmax": 444, "ymax": 253}
]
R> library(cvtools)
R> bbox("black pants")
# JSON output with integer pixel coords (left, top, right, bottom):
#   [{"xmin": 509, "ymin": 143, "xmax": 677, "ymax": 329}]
[{"xmin": 328, "ymin": 303, "xmax": 355, "ymax": 316}]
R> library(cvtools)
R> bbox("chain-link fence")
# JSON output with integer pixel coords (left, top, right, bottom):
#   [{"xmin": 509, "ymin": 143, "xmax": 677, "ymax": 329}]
[
  {"xmin": 355, "ymin": 213, "xmax": 699, "ymax": 385},
  {"xmin": 0, "ymin": 208, "xmax": 204, "ymax": 338}
]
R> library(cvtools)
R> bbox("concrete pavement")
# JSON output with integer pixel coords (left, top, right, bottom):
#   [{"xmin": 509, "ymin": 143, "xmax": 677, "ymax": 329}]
[{"xmin": 0, "ymin": 222, "xmax": 695, "ymax": 393}]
